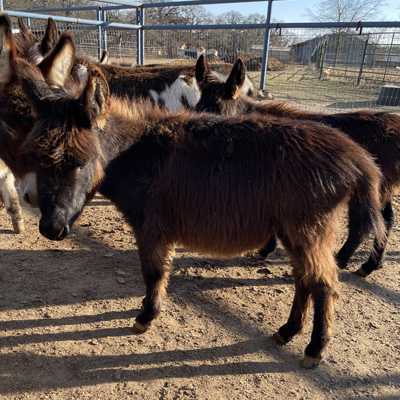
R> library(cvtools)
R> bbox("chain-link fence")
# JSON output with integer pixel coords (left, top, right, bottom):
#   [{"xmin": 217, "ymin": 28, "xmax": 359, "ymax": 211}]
[
  {"xmin": 267, "ymin": 28, "xmax": 400, "ymax": 111},
  {"xmin": 6, "ymin": 2, "xmax": 400, "ymax": 112}
]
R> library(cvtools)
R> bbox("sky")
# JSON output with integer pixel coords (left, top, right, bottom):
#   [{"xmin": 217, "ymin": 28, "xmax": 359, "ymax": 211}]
[{"xmin": 205, "ymin": 0, "xmax": 400, "ymax": 22}]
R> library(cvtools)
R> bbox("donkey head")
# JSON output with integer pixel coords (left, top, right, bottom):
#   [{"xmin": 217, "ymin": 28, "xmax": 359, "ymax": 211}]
[
  {"xmin": 195, "ymin": 58, "xmax": 248, "ymax": 115},
  {"xmin": 0, "ymin": 16, "xmax": 93, "ymax": 219},
  {"xmin": 16, "ymin": 17, "xmax": 59, "ymax": 65},
  {"xmin": 20, "ymin": 41, "xmax": 108, "ymax": 240}
]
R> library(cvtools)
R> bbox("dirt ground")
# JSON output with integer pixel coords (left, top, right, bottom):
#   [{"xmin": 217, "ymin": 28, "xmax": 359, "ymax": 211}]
[{"xmin": 0, "ymin": 195, "xmax": 399, "ymax": 400}]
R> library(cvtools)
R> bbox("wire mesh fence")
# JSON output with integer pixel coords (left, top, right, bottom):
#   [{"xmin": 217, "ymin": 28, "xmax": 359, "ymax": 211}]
[{"xmin": 7, "ymin": 4, "xmax": 400, "ymax": 113}]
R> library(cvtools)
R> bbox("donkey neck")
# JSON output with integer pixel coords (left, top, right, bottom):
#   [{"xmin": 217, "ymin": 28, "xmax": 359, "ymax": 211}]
[{"xmin": 96, "ymin": 97, "xmax": 182, "ymax": 165}]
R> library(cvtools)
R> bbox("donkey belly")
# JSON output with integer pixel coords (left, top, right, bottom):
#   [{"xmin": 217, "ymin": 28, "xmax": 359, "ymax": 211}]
[{"xmin": 150, "ymin": 167, "xmax": 276, "ymax": 257}]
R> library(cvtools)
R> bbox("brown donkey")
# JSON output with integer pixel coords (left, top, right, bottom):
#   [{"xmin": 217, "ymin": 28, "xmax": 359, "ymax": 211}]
[
  {"xmin": 195, "ymin": 57, "xmax": 400, "ymax": 277},
  {"xmin": 0, "ymin": 16, "xmax": 60, "ymax": 232},
  {"xmin": 2, "ymin": 31, "xmax": 386, "ymax": 368}
]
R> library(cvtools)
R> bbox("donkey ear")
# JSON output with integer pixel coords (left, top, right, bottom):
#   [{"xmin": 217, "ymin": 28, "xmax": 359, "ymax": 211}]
[
  {"xmin": 38, "ymin": 32, "xmax": 75, "ymax": 88},
  {"xmin": 0, "ymin": 14, "xmax": 17, "ymax": 84},
  {"xmin": 99, "ymin": 50, "xmax": 108, "ymax": 64},
  {"xmin": 17, "ymin": 17, "xmax": 35, "ymax": 43},
  {"xmin": 195, "ymin": 54, "xmax": 208, "ymax": 84},
  {"xmin": 81, "ymin": 68, "xmax": 109, "ymax": 126},
  {"xmin": 225, "ymin": 58, "xmax": 246, "ymax": 99},
  {"xmin": 40, "ymin": 18, "xmax": 59, "ymax": 56}
]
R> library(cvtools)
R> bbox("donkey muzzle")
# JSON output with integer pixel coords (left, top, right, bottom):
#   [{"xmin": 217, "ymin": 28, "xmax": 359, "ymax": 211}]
[{"xmin": 39, "ymin": 217, "xmax": 70, "ymax": 241}]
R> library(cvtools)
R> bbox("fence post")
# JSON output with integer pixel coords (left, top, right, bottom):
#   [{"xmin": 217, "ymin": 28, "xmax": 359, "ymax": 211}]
[
  {"xmin": 101, "ymin": 9, "xmax": 108, "ymax": 54},
  {"xmin": 259, "ymin": 0, "xmax": 273, "ymax": 93},
  {"xmin": 383, "ymin": 32, "xmax": 395, "ymax": 83},
  {"xmin": 136, "ymin": 6, "xmax": 145, "ymax": 65},
  {"xmin": 357, "ymin": 34, "xmax": 369, "ymax": 86},
  {"xmin": 319, "ymin": 40, "xmax": 328, "ymax": 80},
  {"xmin": 96, "ymin": 6, "xmax": 103, "ymax": 61},
  {"xmin": 140, "ymin": 7, "xmax": 145, "ymax": 65},
  {"xmin": 136, "ymin": 7, "xmax": 141, "ymax": 65}
]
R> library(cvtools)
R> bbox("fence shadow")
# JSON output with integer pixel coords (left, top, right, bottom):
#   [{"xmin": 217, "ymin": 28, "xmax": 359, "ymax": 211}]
[
  {"xmin": 0, "ymin": 339, "xmax": 294, "ymax": 394},
  {"xmin": 0, "ymin": 244, "xmax": 290, "ymax": 313}
]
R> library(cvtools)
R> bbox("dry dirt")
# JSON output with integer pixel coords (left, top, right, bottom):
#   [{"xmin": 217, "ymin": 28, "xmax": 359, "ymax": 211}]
[{"xmin": 0, "ymin": 195, "xmax": 399, "ymax": 400}]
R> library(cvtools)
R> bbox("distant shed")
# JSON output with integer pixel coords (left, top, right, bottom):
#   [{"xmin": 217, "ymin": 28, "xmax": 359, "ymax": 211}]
[{"xmin": 290, "ymin": 33, "xmax": 382, "ymax": 67}]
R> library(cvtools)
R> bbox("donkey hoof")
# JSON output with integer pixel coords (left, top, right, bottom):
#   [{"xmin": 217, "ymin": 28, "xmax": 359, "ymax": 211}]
[
  {"xmin": 13, "ymin": 221, "xmax": 25, "ymax": 234},
  {"xmin": 132, "ymin": 321, "xmax": 150, "ymax": 334},
  {"xmin": 272, "ymin": 332, "xmax": 289, "ymax": 346},
  {"xmin": 301, "ymin": 355, "xmax": 321, "ymax": 369},
  {"xmin": 354, "ymin": 267, "xmax": 369, "ymax": 278}
]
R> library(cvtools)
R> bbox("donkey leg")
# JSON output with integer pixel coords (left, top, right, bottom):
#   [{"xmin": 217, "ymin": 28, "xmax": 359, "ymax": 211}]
[
  {"xmin": 302, "ymin": 281, "xmax": 337, "ymax": 369},
  {"xmin": 0, "ymin": 172, "xmax": 24, "ymax": 233},
  {"xmin": 273, "ymin": 277, "xmax": 310, "ymax": 345},
  {"xmin": 336, "ymin": 199, "xmax": 369, "ymax": 269},
  {"xmin": 280, "ymin": 227, "xmax": 338, "ymax": 368},
  {"xmin": 356, "ymin": 200, "xmax": 394, "ymax": 277},
  {"xmin": 133, "ymin": 237, "xmax": 174, "ymax": 334},
  {"xmin": 258, "ymin": 235, "xmax": 278, "ymax": 258}
]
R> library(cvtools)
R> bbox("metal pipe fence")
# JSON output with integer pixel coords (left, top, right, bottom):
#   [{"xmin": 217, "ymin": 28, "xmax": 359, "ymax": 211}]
[{"xmin": 5, "ymin": 1, "xmax": 400, "ymax": 112}]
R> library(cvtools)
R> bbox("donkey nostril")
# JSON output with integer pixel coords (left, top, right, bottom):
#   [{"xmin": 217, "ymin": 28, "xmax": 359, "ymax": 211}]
[
  {"xmin": 24, "ymin": 193, "xmax": 31, "ymax": 204},
  {"xmin": 58, "ymin": 225, "xmax": 70, "ymax": 239}
]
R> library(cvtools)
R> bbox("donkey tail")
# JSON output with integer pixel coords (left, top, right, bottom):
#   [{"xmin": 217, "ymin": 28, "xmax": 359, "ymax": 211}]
[{"xmin": 351, "ymin": 159, "xmax": 386, "ymax": 248}]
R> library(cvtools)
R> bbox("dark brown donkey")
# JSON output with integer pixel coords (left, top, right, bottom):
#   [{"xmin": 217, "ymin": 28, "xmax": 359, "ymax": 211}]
[
  {"xmin": 195, "ymin": 57, "xmax": 400, "ymax": 277},
  {"xmin": 0, "ymin": 17, "xmax": 58, "ymax": 233},
  {"xmin": 1, "ymin": 30, "xmax": 386, "ymax": 369}
]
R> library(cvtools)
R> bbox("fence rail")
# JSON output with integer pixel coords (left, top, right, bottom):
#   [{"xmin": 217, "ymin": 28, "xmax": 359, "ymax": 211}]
[{"xmin": 5, "ymin": 0, "xmax": 400, "ymax": 112}]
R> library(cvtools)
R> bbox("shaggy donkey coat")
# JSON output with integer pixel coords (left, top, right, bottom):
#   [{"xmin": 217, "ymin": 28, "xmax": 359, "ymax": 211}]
[
  {"xmin": 195, "ymin": 57, "xmax": 400, "ymax": 277},
  {"xmin": 7, "ymin": 33, "xmax": 385, "ymax": 369}
]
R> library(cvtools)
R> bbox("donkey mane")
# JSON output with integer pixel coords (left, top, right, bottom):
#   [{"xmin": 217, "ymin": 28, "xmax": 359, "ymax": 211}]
[
  {"xmin": 250, "ymin": 100, "xmax": 316, "ymax": 118},
  {"xmin": 108, "ymin": 97, "xmax": 161, "ymax": 124}
]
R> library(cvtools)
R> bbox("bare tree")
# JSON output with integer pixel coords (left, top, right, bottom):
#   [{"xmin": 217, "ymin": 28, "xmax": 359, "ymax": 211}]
[
  {"xmin": 179, "ymin": 6, "xmax": 214, "ymax": 25},
  {"xmin": 308, "ymin": 0, "xmax": 386, "ymax": 22},
  {"xmin": 215, "ymin": 11, "xmax": 244, "ymax": 25}
]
